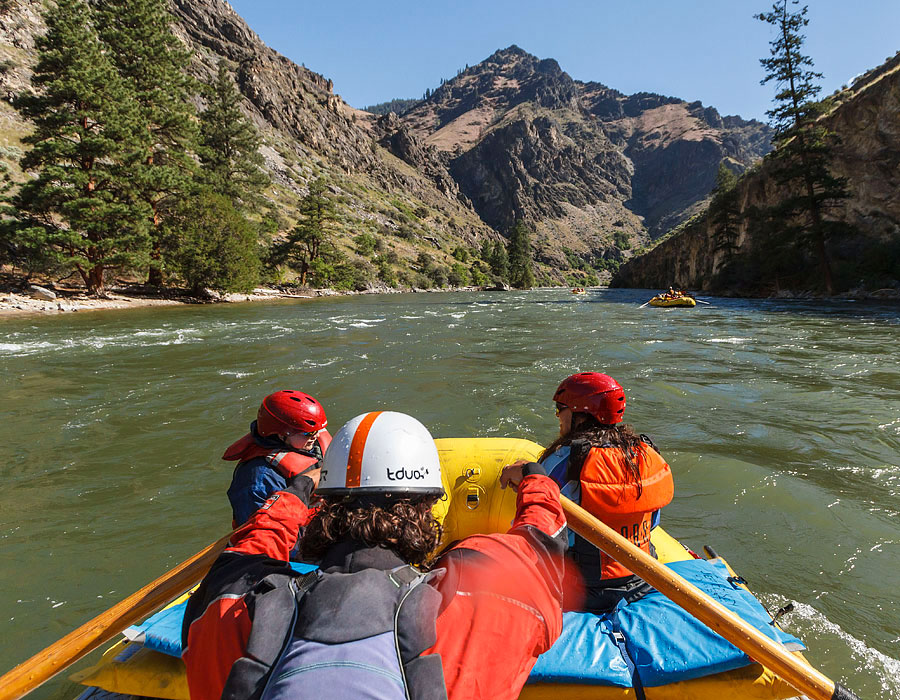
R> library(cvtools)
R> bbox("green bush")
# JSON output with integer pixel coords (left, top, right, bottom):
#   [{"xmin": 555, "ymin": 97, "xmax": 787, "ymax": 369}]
[
  {"xmin": 448, "ymin": 262, "xmax": 469, "ymax": 286},
  {"xmin": 173, "ymin": 192, "xmax": 260, "ymax": 293},
  {"xmin": 425, "ymin": 263, "xmax": 448, "ymax": 287},
  {"xmin": 354, "ymin": 232, "xmax": 377, "ymax": 257},
  {"xmin": 452, "ymin": 245, "xmax": 470, "ymax": 263},
  {"xmin": 469, "ymin": 265, "xmax": 488, "ymax": 287},
  {"xmin": 376, "ymin": 257, "xmax": 397, "ymax": 287}
]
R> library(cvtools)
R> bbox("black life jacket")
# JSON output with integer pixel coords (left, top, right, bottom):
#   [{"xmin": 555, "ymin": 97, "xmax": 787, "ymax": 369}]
[{"xmin": 222, "ymin": 546, "xmax": 447, "ymax": 700}]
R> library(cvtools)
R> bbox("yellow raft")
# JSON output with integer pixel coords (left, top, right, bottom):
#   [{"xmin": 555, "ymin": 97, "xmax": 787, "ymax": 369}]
[
  {"xmin": 648, "ymin": 295, "xmax": 696, "ymax": 308},
  {"xmin": 73, "ymin": 438, "xmax": 802, "ymax": 700}
]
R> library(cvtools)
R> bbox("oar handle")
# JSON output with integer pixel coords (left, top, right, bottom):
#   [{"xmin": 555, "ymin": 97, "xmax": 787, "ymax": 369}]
[
  {"xmin": 0, "ymin": 533, "xmax": 232, "ymax": 700},
  {"xmin": 560, "ymin": 496, "xmax": 858, "ymax": 700}
]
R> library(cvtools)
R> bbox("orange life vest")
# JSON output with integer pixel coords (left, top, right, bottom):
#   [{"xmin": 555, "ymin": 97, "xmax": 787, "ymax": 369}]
[
  {"xmin": 222, "ymin": 429, "xmax": 332, "ymax": 478},
  {"xmin": 579, "ymin": 443, "xmax": 674, "ymax": 580}
]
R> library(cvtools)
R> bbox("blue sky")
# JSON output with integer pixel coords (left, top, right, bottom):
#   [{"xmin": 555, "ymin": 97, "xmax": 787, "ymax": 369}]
[{"xmin": 227, "ymin": 0, "xmax": 900, "ymax": 122}]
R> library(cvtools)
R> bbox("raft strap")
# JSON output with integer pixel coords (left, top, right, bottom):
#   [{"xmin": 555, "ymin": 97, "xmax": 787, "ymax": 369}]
[
  {"xmin": 609, "ymin": 619, "xmax": 646, "ymax": 700},
  {"xmin": 222, "ymin": 570, "xmax": 321, "ymax": 700}
]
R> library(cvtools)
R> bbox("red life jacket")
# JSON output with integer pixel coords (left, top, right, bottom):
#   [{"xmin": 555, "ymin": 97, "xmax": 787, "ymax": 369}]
[
  {"xmin": 222, "ymin": 429, "xmax": 332, "ymax": 478},
  {"xmin": 579, "ymin": 443, "xmax": 673, "ymax": 580}
]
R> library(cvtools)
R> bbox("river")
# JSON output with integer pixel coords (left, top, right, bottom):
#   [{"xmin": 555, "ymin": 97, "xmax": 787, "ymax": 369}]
[{"xmin": 1, "ymin": 289, "xmax": 898, "ymax": 699}]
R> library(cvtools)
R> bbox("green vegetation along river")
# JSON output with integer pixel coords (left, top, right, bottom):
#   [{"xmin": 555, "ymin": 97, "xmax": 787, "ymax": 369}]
[{"xmin": 1, "ymin": 289, "xmax": 898, "ymax": 699}]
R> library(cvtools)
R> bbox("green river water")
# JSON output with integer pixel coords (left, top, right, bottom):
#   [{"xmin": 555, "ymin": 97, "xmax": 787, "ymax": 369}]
[{"xmin": 1, "ymin": 288, "xmax": 898, "ymax": 699}]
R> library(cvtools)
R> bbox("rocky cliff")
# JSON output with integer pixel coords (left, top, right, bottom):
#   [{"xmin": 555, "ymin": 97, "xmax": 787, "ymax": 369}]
[
  {"xmin": 401, "ymin": 46, "xmax": 771, "ymax": 272},
  {"xmin": 612, "ymin": 53, "xmax": 900, "ymax": 296}
]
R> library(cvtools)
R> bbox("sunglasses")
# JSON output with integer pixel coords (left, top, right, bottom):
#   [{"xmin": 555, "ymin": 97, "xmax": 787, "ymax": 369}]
[
  {"xmin": 284, "ymin": 429, "xmax": 321, "ymax": 439},
  {"xmin": 554, "ymin": 403, "xmax": 568, "ymax": 416}
]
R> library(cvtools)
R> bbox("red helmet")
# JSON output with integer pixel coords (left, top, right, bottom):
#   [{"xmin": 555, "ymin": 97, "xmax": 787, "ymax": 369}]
[
  {"xmin": 256, "ymin": 390, "xmax": 327, "ymax": 438},
  {"xmin": 553, "ymin": 372, "xmax": 626, "ymax": 425}
]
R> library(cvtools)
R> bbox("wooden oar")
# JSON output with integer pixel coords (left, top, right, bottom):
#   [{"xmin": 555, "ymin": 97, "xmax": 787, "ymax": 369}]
[
  {"xmin": 0, "ymin": 532, "xmax": 232, "ymax": 700},
  {"xmin": 561, "ymin": 495, "xmax": 859, "ymax": 700}
]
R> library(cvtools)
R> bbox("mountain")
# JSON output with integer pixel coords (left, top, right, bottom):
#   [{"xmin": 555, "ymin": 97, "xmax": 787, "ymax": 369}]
[
  {"xmin": 400, "ymin": 46, "xmax": 771, "ymax": 270},
  {"xmin": 611, "ymin": 52, "xmax": 900, "ymax": 296},
  {"xmin": 0, "ymin": 3, "xmax": 770, "ymax": 286}
]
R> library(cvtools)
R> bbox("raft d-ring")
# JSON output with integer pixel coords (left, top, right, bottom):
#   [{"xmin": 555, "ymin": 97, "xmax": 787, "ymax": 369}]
[
  {"xmin": 464, "ymin": 466, "xmax": 482, "ymax": 482},
  {"xmin": 466, "ymin": 486, "xmax": 480, "ymax": 510}
]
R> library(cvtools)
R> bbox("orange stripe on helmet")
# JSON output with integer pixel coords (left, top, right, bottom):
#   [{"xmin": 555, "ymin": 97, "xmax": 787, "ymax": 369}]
[{"xmin": 345, "ymin": 411, "xmax": 382, "ymax": 488}]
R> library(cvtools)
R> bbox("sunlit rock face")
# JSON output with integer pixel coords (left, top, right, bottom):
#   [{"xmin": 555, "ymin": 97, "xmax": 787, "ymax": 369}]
[{"xmin": 611, "ymin": 53, "xmax": 900, "ymax": 295}]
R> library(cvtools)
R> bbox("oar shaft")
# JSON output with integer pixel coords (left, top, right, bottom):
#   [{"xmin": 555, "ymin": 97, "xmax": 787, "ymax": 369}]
[
  {"xmin": 561, "ymin": 496, "xmax": 857, "ymax": 700},
  {"xmin": 0, "ymin": 533, "xmax": 231, "ymax": 700}
]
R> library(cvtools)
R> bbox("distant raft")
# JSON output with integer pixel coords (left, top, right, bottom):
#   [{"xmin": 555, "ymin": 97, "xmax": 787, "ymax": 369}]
[
  {"xmin": 73, "ymin": 438, "xmax": 805, "ymax": 700},
  {"xmin": 648, "ymin": 294, "xmax": 696, "ymax": 307}
]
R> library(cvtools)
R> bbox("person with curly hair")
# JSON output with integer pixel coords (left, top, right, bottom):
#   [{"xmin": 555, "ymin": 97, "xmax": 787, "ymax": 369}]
[
  {"xmin": 540, "ymin": 372, "xmax": 674, "ymax": 613},
  {"xmin": 183, "ymin": 411, "xmax": 567, "ymax": 700}
]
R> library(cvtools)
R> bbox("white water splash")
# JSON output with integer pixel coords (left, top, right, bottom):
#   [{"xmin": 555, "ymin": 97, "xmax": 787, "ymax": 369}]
[
  {"xmin": 783, "ymin": 600, "xmax": 900, "ymax": 698},
  {"xmin": 218, "ymin": 370, "xmax": 256, "ymax": 379},
  {"xmin": 708, "ymin": 337, "xmax": 748, "ymax": 345}
]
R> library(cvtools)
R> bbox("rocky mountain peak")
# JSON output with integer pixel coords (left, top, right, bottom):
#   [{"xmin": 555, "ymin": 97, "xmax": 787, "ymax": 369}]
[{"xmin": 403, "ymin": 45, "xmax": 581, "ymax": 148}]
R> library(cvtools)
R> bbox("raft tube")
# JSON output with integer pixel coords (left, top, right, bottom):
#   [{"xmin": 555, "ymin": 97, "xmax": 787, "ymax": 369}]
[{"xmin": 73, "ymin": 438, "xmax": 805, "ymax": 700}]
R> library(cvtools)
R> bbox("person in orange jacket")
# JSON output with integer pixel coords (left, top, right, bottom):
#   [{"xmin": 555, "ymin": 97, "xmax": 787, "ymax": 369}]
[
  {"xmin": 539, "ymin": 372, "xmax": 674, "ymax": 612},
  {"xmin": 223, "ymin": 390, "xmax": 332, "ymax": 527},
  {"xmin": 183, "ymin": 411, "xmax": 567, "ymax": 700}
]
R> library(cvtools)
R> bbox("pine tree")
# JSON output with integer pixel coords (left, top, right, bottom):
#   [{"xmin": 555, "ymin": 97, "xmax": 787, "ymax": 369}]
[
  {"xmin": 486, "ymin": 240, "xmax": 508, "ymax": 282},
  {"xmin": 756, "ymin": 0, "xmax": 851, "ymax": 294},
  {"xmin": 95, "ymin": 0, "xmax": 198, "ymax": 285},
  {"xmin": 710, "ymin": 162, "xmax": 742, "ymax": 258},
  {"xmin": 198, "ymin": 61, "xmax": 269, "ymax": 210},
  {"xmin": 507, "ymin": 221, "xmax": 535, "ymax": 289},
  {"xmin": 13, "ymin": 0, "xmax": 150, "ymax": 295},
  {"xmin": 270, "ymin": 177, "xmax": 338, "ymax": 286}
]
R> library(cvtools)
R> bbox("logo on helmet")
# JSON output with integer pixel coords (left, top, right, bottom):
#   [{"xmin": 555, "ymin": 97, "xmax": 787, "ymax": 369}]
[{"xmin": 386, "ymin": 467, "xmax": 429, "ymax": 482}]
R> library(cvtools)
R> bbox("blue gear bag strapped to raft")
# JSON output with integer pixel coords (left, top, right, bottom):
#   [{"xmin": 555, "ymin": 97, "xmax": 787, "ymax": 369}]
[{"xmin": 528, "ymin": 557, "xmax": 804, "ymax": 688}]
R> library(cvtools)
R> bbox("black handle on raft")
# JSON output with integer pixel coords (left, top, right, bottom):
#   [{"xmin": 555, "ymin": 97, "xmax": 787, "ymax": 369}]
[
  {"xmin": 831, "ymin": 682, "xmax": 861, "ymax": 700},
  {"xmin": 703, "ymin": 544, "xmax": 719, "ymax": 559}
]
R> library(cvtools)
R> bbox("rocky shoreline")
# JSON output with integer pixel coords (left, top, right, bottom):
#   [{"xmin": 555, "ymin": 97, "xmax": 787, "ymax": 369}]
[{"xmin": 0, "ymin": 282, "xmax": 490, "ymax": 318}]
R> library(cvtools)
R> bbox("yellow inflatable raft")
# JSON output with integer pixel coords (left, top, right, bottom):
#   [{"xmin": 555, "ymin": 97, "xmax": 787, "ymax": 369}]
[
  {"xmin": 73, "ymin": 438, "xmax": 803, "ymax": 700},
  {"xmin": 648, "ymin": 295, "xmax": 696, "ymax": 308}
]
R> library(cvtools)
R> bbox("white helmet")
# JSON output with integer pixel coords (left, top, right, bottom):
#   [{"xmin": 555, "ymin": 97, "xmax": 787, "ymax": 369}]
[{"xmin": 318, "ymin": 411, "xmax": 444, "ymax": 498}]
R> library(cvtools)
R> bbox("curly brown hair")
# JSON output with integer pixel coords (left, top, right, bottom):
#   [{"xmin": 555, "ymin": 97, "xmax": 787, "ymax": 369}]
[
  {"xmin": 300, "ymin": 496, "xmax": 443, "ymax": 566},
  {"xmin": 540, "ymin": 415, "xmax": 646, "ymax": 496}
]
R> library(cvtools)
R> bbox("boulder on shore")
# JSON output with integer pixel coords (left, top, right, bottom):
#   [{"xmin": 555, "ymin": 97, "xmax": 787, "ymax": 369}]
[{"xmin": 27, "ymin": 285, "xmax": 56, "ymax": 301}]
